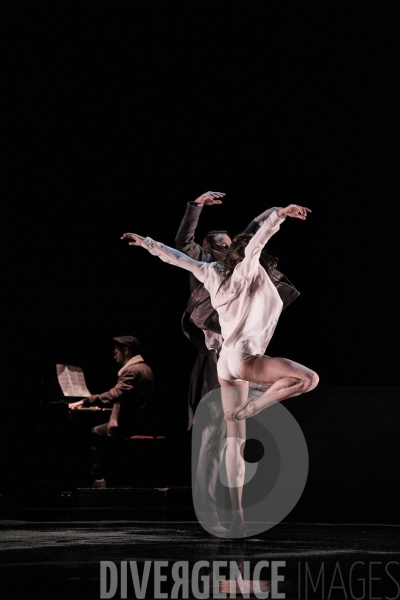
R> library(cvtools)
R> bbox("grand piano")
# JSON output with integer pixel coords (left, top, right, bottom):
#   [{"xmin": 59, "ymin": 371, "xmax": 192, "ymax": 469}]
[
  {"xmin": 36, "ymin": 365, "xmax": 112, "ymax": 488},
  {"xmin": 36, "ymin": 364, "xmax": 166, "ymax": 490}
]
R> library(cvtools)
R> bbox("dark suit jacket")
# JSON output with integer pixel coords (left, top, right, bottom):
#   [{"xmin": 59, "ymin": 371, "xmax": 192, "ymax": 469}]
[{"xmin": 84, "ymin": 355, "xmax": 155, "ymax": 436}]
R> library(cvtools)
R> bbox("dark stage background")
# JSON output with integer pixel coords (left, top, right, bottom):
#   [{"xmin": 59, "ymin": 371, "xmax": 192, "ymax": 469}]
[{"xmin": 3, "ymin": 3, "xmax": 399, "ymax": 508}]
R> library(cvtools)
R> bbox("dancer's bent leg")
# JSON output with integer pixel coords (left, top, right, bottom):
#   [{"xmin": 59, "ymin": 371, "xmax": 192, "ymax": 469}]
[{"xmin": 225, "ymin": 356, "xmax": 319, "ymax": 421}]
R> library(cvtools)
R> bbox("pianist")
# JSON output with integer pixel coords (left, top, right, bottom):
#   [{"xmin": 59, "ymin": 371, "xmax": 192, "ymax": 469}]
[{"xmin": 69, "ymin": 335, "xmax": 155, "ymax": 488}]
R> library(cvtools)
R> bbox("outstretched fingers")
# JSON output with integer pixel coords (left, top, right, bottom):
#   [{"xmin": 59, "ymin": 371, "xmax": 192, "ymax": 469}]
[
  {"xmin": 299, "ymin": 206, "xmax": 312, "ymax": 218},
  {"xmin": 195, "ymin": 191, "xmax": 226, "ymax": 206},
  {"xmin": 207, "ymin": 191, "xmax": 226, "ymax": 198},
  {"xmin": 205, "ymin": 191, "xmax": 226, "ymax": 205},
  {"xmin": 120, "ymin": 233, "xmax": 145, "ymax": 246},
  {"xmin": 283, "ymin": 204, "xmax": 312, "ymax": 220}
]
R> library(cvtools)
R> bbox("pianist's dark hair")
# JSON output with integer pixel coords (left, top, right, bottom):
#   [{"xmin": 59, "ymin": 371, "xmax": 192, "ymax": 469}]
[
  {"xmin": 217, "ymin": 232, "xmax": 278, "ymax": 294},
  {"xmin": 114, "ymin": 339, "xmax": 141, "ymax": 356}
]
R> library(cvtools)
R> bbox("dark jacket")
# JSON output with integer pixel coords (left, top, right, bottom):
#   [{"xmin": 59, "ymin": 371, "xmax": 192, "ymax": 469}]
[{"xmin": 84, "ymin": 355, "xmax": 155, "ymax": 436}]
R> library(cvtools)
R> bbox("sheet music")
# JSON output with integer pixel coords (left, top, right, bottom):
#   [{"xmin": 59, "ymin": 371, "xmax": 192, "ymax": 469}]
[{"xmin": 56, "ymin": 364, "xmax": 91, "ymax": 397}]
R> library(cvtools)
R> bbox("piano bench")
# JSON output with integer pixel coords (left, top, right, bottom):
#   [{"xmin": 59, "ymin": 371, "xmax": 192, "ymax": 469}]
[{"xmin": 110, "ymin": 435, "xmax": 168, "ymax": 487}]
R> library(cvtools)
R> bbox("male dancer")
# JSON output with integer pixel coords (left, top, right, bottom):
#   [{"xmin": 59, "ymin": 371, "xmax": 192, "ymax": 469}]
[{"xmin": 175, "ymin": 191, "xmax": 299, "ymax": 534}]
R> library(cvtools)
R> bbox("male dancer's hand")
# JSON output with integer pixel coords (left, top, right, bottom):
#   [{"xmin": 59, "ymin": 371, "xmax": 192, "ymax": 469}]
[
  {"xmin": 277, "ymin": 205, "xmax": 311, "ymax": 220},
  {"xmin": 193, "ymin": 191, "xmax": 226, "ymax": 206},
  {"xmin": 120, "ymin": 233, "xmax": 145, "ymax": 246}
]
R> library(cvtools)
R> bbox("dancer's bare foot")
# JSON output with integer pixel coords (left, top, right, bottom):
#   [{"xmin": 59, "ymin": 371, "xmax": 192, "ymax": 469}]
[
  {"xmin": 198, "ymin": 511, "xmax": 230, "ymax": 537},
  {"xmin": 229, "ymin": 509, "xmax": 246, "ymax": 538},
  {"xmin": 224, "ymin": 398, "xmax": 257, "ymax": 422}
]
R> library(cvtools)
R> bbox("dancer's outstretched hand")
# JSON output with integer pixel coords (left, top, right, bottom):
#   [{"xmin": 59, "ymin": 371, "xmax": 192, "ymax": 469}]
[
  {"xmin": 194, "ymin": 191, "xmax": 226, "ymax": 206},
  {"xmin": 277, "ymin": 205, "xmax": 311, "ymax": 220},
  {"xmin": 121, "ymin": 233, "xmax": 145, "ymax": 246}
]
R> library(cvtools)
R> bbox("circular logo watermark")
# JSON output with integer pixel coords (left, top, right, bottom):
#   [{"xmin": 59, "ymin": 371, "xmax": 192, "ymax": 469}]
[{"xmin": 192, "ymin": 388, "xmax": 309, "ymax": 538}]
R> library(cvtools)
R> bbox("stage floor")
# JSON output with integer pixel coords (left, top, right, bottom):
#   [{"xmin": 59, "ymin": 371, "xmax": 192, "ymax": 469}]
[{"xmin": 1, "ymin": 521, "xmax": 400, "ymax": 599}]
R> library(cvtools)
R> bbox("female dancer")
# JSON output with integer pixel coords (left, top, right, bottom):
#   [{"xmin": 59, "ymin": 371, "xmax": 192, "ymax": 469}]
[{"xmin": 121, "ymin": 204, "xmax": 319, "ymax": 536}]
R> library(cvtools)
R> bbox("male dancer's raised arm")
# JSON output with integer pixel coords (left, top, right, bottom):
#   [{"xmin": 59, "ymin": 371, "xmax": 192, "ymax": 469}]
[
  {"xmin": 175, "ymin": 191, "xmax": 226, "ymax": 260},
  {"xmin": 176, "ymin": 191, "xmax": 281, "ymax": 260}
]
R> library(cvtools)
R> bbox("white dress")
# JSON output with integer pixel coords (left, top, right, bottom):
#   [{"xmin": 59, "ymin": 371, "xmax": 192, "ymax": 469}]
[{"xmin": 142, "ymin": 210, "xmax": 285, "ymax": 378}]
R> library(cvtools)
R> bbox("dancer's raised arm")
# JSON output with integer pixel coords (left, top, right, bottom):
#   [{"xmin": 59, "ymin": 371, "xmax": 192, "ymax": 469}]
[
  {"xmin": 175, "ymin": 191, "xmax": 226, "ymax": 259},
  {"xmin": 244, "ymin": 206, "xmax": 282, "ymax": 234},
  {"xmin": 235, "ymin": 204, "xmax": 311, "ymax": 280},
  {"xmin": 121, "ymin": 233, "xmax": 214, "ymax": 285}
]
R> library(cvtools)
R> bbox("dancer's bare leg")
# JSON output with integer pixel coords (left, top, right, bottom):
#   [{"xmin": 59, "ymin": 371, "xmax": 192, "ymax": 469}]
[
  {"xmin": 225, "ymin": 356, "xmax": 319, "ymax": 421},
  {"xmin": 219, "ymin": 378, "xmax": 249, "ymax": 534}
]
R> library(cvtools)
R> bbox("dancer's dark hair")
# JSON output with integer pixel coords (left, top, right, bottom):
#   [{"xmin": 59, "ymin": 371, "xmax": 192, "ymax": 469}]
[
  {"xmin": 202, "ymin": 230, "xmax": 230, "ymax": 251},
  {"xmin": 217, "ymin": 232, "xmax": 278, "ymax": 293}
]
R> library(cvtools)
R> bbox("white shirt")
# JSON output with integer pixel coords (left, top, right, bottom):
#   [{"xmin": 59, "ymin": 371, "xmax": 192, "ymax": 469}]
[
  {"xmin": 142, "ymin": 210, "xmax": 285, "ymax": 356},
  {"xmin": 203, "ymin": 330, "xmax": 223, "ymax": 354}
]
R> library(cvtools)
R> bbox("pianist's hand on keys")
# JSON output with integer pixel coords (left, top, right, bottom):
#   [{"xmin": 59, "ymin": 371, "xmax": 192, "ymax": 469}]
[
  {"xmin": 69, "ymin": 400, "xmax": 85, "ymax": 410},
  {"xmin": 69, "ymin": 400, "xmax": 103, "ymax": 411}
]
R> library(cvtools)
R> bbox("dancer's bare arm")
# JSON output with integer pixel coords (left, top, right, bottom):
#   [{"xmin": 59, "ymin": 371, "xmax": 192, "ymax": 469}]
[{"xmin": 121, "ymin": 232, "xmax": 213, "ymax": 284}]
